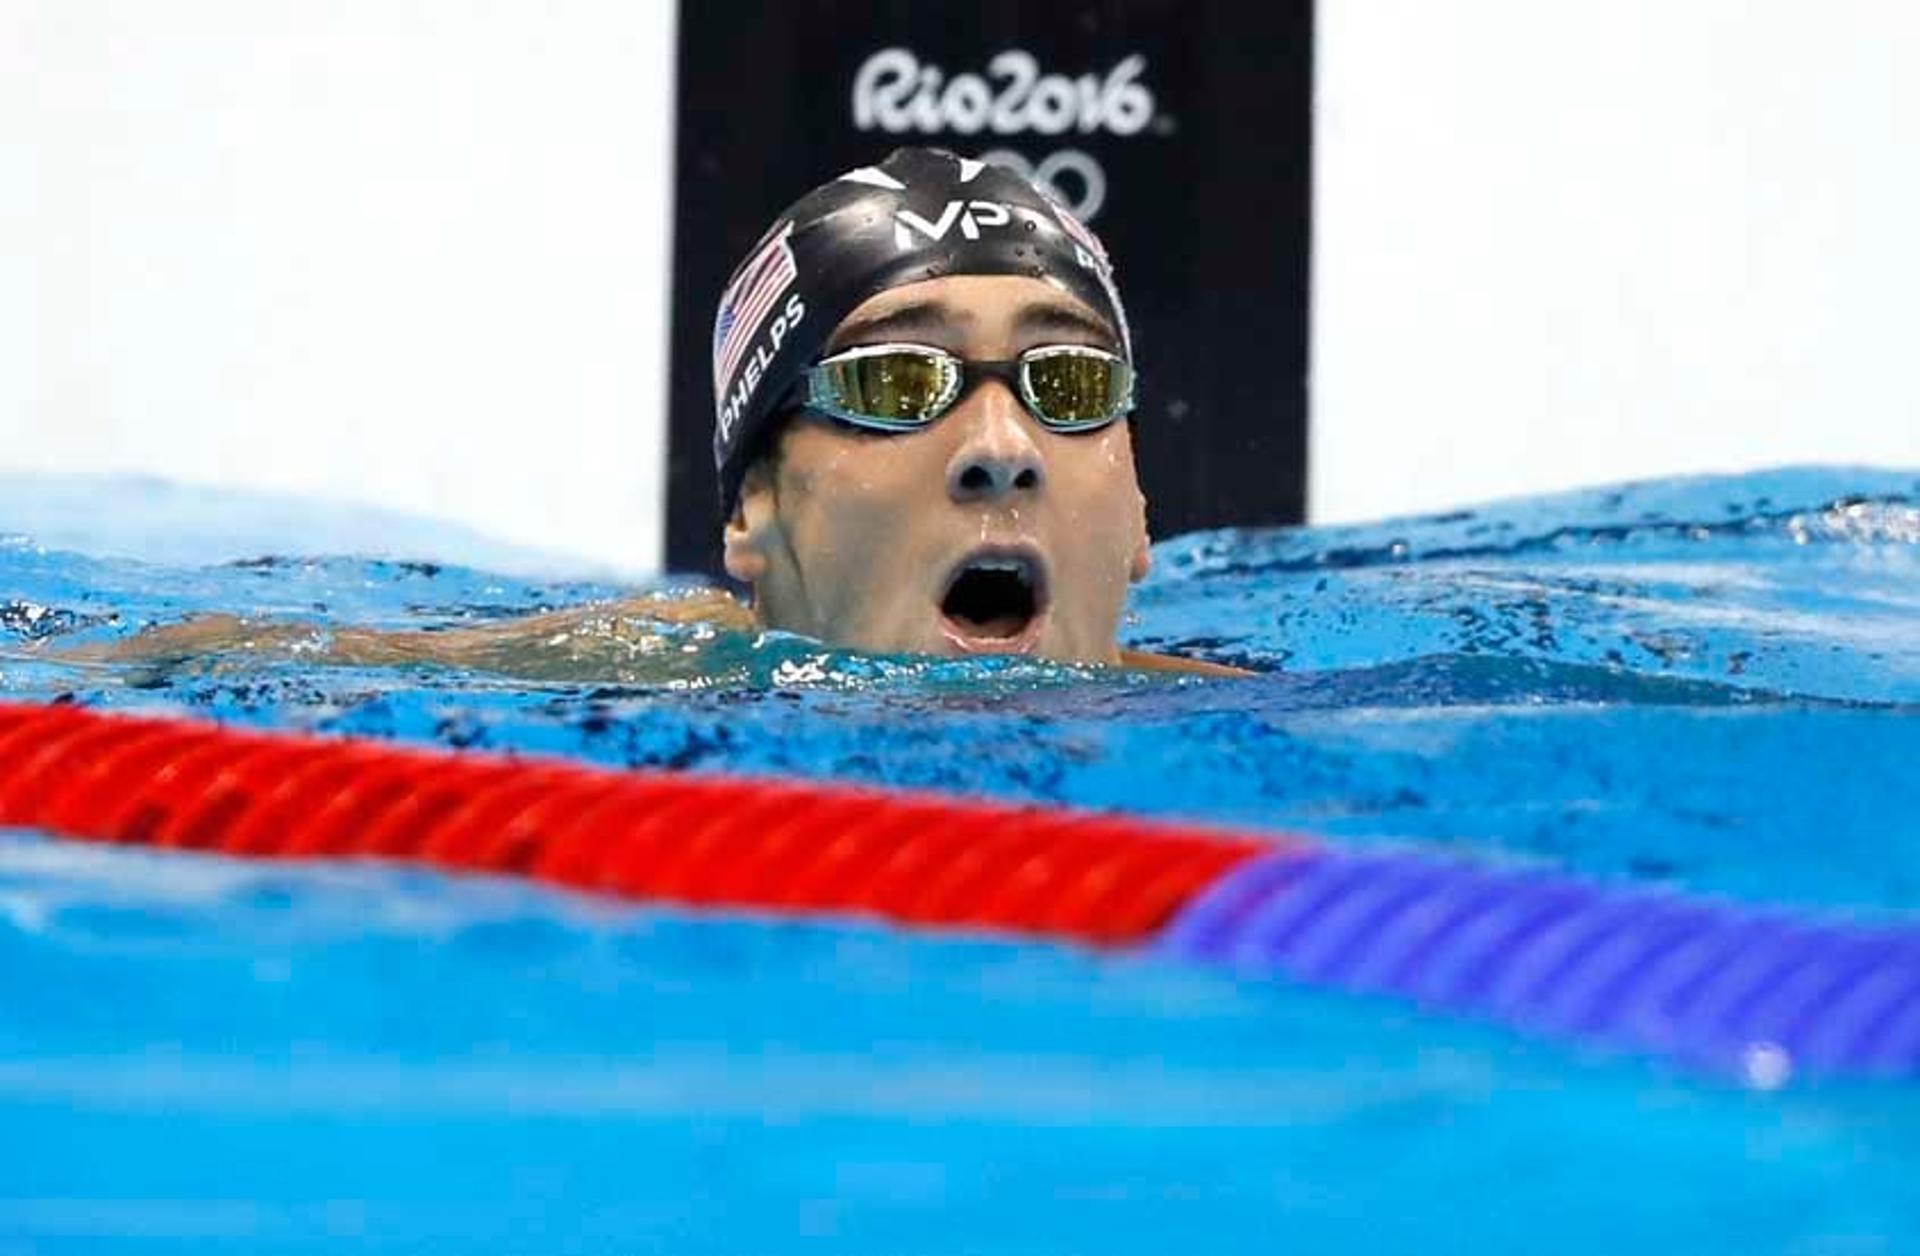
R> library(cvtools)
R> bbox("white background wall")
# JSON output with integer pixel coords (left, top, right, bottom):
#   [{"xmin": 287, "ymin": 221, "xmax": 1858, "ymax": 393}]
[
  {"xmin": 5, "ymin": 1, "xmax": 1916, "ymax": 574},
  {"xmin": 1312, "ymin": 0, "xmax": 1920, "ymax": 522},
  {"xmin": 2, "ymin": 0, "xmax": 679, "ymax": 574}
]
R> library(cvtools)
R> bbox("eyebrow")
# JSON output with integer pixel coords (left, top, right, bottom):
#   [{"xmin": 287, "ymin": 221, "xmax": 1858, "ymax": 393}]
[
  {"xmin": 1013, "ymin": 302, "xmax": 1120, "ymax": 351},
  {"xmin": 828, "ymin": 298, "xmax": 1121, "ymax": 354},
  {"xmin": 828, "ymin": 301, "xmax": 973, "ymax": 351}
]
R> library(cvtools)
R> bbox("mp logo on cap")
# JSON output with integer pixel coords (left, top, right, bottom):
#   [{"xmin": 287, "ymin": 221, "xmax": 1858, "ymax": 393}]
[{"xmin": 893, "ymin": 199, "xmax": 1027, "ymax": 249}]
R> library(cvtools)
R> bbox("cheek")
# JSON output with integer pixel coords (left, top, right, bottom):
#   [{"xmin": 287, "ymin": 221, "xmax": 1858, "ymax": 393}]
[
  {"xmin": 784, "ymin": 429, "xmax": 949, "ymax": 517},
  {"xmin": 787, "ymin": 454, "xmax": 899, "ymax": 549},
  {"xmin": 777, "ymin": 436, "xmax": 941, "ymax": 599},
  {"xmin": 1057, "ymin": 438, "xmax": 1146, "ymax": 547},
  {"xmin": 1042, "ymin": 442, "xmax": 1146, "ymax": 625}
]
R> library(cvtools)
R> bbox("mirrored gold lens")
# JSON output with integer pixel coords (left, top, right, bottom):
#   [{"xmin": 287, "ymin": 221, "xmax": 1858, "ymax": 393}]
[
  {"xmin": 815, "ymin": 352, "xmax": 951, "ymax": 423},
  {"xmin": 1024, "ymin": 353, "xmax": 1131, "ymax": 427}
]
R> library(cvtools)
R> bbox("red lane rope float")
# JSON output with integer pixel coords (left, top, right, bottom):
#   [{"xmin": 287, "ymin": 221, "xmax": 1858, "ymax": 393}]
[{"xmin": 0, "ymin": 700, "xmax": 1274, "ymax": 946}]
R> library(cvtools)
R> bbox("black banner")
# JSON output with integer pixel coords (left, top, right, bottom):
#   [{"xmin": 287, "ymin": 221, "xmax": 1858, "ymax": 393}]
[{"xmin": 667, "ymin": 0, "xmax": 1312, "ymax": 574}]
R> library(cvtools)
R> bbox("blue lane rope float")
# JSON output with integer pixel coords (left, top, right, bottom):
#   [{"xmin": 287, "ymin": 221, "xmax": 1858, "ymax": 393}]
[{"xmin": 1158, "ymin": 851, "xmax": 1920, "ymax": 1081}]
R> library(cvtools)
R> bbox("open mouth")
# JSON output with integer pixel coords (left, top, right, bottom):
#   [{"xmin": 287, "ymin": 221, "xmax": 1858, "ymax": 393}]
[{"xmin": 938, "ymin": 549, "xmax": 1048, "ymax": 650}]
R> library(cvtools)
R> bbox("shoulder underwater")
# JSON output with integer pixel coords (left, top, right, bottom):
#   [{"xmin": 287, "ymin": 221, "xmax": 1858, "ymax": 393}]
[{"xmin": 36, "ymin": 588, "xmax": 1249, "ymax": 680}]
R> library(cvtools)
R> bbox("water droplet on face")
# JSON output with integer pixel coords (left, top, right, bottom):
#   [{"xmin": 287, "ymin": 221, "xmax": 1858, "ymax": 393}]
[{"xmin": 1024, "ymin": 220, "xmax": 1037, "ymax": 232}]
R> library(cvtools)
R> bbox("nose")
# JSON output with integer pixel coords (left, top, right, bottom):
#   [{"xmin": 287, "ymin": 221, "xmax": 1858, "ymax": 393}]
[{"xmin": 945, "ymin": 380, "xmax": 1045, "ymax": 504}]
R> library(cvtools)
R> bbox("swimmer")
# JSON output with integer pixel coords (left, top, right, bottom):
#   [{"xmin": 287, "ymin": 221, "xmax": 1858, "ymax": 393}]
[
  {"xmin": 711, "ymin": 145, "xmax": 1236, "ymax": 674},
  {"xmin": 52, "ymin": 147, "xmax": 1243, "ymax": 679}
]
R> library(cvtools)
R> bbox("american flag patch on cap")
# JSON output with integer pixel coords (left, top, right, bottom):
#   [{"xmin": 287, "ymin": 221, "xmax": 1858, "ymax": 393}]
[{"xmin": 712, "ymin": 222, "xmax": 798, "ymax": 399}]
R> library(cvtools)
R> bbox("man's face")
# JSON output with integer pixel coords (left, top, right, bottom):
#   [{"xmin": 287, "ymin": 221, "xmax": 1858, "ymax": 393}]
[{"xmin": 724, "ymin": 274, "xmax": 1151, "ymax": 664}]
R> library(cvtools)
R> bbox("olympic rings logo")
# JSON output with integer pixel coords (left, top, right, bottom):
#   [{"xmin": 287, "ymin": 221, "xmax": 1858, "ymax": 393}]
[{"xmin": 977, "ymin": 148, "xmax": 1108, "ymax": 223}]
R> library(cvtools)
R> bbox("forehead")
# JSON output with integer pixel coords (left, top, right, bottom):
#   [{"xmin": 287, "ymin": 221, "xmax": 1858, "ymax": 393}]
[{"xmin": 826, "ymin": 274, "xmax": 1119, "ymax": 351}]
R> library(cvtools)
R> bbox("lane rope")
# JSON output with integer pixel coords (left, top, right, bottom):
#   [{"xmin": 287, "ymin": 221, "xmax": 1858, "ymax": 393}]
[
  {"xmin": 2, "ymin": 699, "xmax": 1914, "ymax": 1080},
  {"xmin": 0, "ymin": 700, "xmax": 1267, "ymax": 945},
  {"xmin": 1160, "ymin": 852, "xmax": 1920, "ymax": 1079}
]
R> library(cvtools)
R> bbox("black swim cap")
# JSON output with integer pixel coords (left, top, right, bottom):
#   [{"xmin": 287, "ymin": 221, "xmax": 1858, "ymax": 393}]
[{"xmin": 710, "ymin": 146, "xmax": 1132, "ymax": 514}]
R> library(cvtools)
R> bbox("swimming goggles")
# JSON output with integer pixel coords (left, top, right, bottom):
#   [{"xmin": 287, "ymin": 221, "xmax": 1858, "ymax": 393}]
[{"xmin": 794, "ymin": 343, "xmax": 1136, "ymax": 434}]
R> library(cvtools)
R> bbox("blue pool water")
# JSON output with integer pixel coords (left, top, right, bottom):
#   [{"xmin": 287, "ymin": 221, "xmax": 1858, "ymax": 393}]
[{"xmin": 1, "ymin": 466, "xmax": 1917, "ymax": 1253}]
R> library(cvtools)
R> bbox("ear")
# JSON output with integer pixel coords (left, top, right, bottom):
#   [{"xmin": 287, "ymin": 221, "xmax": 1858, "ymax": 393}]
[{"xmin": 721, "ymin": 463, "xmax": 778, "ymax": 585}]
